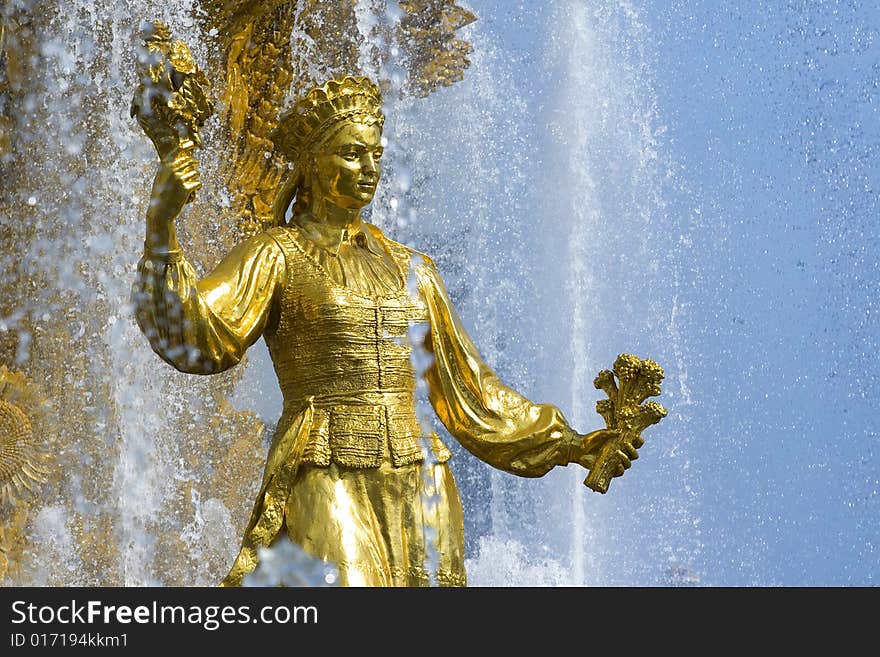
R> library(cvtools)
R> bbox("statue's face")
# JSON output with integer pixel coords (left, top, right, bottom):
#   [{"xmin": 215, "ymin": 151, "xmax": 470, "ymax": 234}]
[{"xmin": 311, "ymin": 121, "xmax": 383, "ymax": 210}]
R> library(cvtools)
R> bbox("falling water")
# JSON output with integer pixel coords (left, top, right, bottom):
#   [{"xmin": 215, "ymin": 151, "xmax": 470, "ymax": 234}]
[
  {"xmin": 3, "ymin": 0, "xmax": 259, "ymax": 585},
  {"xmin": 541, "ymin": 0, "xmax": 680, "ymax": 585}
]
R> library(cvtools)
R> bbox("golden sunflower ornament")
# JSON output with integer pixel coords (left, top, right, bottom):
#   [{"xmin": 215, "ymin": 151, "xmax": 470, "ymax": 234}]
[{"xmin": 0, "ymin": 365, "xmax": 51, "ymax": 506}]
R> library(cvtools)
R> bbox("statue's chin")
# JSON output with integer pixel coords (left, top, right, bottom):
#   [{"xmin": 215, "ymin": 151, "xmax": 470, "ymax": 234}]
[
  {"xmin": 350, "ymin": 198, "xmax": 375, "ymax": 211},
  {"xmin": 355, "ymin": 190, "xmax": 377, "ymax": 206}
]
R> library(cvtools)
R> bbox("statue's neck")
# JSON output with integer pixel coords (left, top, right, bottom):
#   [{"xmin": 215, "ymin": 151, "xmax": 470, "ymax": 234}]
[{"xmin": 301, "ymin": 195, "xmax": 363, "ymax": 231}]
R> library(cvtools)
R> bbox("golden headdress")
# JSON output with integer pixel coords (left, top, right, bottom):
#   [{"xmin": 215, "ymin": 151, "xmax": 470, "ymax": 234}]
[
  {"xmin": 270, "ymin": 76, "xmax": 385, "ymax": 163},
  {"xmin": 269, "ymin": 76, "xmax": 385, "ymax": 224}
]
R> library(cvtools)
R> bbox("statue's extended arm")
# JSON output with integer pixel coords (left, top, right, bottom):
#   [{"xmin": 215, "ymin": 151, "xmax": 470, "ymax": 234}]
[{"xmin": 415, "ymin": 257, "xmax": 638, "ymax": 481}]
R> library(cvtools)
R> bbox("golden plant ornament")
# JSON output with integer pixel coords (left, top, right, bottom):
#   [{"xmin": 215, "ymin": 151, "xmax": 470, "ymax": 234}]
[
  {"xmin": 130, "ymin": 21, "xmax": 215, "ymax": 171},
  {"xmin": 0, "ymin": 366, "xmax": 51, "ymax": 507},
  {"xmin": 587, "ymin": 354, "xmax": 668, "ymax": 493}
]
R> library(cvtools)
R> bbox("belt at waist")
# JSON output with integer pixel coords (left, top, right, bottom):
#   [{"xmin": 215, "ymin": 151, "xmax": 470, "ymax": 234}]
[
  {"xmin": 284, "ymin": 389, "xmax": 416, "ymax": 412},
  {"xmin": 282, "ymin": 389, "xmax": 450, "ymax": 468}
]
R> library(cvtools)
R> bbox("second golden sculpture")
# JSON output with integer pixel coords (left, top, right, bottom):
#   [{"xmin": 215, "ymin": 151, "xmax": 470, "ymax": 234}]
[{"xmin": 129, "ymin": 14, "xmax": 666, "ymax": 587}]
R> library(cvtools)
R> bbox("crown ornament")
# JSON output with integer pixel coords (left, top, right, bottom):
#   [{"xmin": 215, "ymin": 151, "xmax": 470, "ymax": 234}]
[{"xmin": 270, "ymin": 76, "xmax": 385, "ymax": 163}]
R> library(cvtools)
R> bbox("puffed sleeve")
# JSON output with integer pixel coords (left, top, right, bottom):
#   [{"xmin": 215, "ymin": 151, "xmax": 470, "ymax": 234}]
[
  {"xmin": 131, "ymin": 232, "xmax": 286, "ymax": 374},
  {"xmin": 415, "ymin": 256, "xmax": 577, "ymax": 477}
]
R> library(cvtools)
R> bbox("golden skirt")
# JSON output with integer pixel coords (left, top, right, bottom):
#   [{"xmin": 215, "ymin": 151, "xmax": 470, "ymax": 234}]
[{"xmin": 284, "ymin": 460, "xmax": 467, "ymax": 587}]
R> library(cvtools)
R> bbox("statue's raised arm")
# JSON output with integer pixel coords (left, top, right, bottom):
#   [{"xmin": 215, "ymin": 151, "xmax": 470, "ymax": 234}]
[
  {"xmin": 129, "ymin": 22, "xmax": 286, "ymax": 375},
  {"xmin": 130, "ymin": 21, "xmax": 212, "ymax": 238}
]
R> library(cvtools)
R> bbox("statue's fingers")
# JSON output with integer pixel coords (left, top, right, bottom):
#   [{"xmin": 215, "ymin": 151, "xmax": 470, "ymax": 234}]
[
  {"xmin": 615, "ymin": 463, "xmax": 626, "ymax": 477},
  {"xmin": 177, "ymin": 169, "xmax": 201, "ymax": 190},
  {"xmin": 168, "ymin": 158, "xmax": 187, "ymax": 174},
  {"xmin": 179, "ymin": 168, "xmax": 200, "ymax": 183},
  {"xmin": 182, "ymin": 177, "xmax": 201, "ymax": 191},
  {"xmin": 171, "ymin": 151, "xmax": 196, "ymax": 169},
  {"xmin": 624, "ymin": 443, "xmax": 639, "ymax": 460},
  {"xmin": 616, "ymin": 450, "xmax": 632, "ymax": 470},
  {"xmin": 632, "ymin": 435, "xmax": 645, "ymax": 449}
]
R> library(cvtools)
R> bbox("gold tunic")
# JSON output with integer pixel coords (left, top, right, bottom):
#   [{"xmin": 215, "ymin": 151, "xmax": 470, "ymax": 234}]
[{"xmin": 132, "ymin": 217, "xmax": 578, "ymax": 586}]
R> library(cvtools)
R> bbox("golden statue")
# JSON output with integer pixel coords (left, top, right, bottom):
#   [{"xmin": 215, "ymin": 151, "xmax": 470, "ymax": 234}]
[{"xmin": 130, "ymin": 24, "xmax": 666, "ymax": 587}]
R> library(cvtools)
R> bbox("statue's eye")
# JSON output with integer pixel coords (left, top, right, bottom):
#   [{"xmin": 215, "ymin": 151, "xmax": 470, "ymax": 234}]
[{"xmin": 340, "ymin": 151, "xmax": 360, "ymax": 161}]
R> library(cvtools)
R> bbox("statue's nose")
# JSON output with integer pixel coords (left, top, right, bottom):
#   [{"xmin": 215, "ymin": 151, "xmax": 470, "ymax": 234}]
[{"xmin": 362, "ymin": 153, "xmax": 379, "ymax": 177}]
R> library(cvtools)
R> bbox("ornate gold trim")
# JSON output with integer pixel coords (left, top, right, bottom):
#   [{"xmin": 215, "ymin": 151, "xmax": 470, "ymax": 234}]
[{"xmin": 0, "ymin": 365, "xmax": 52, "ymax": 508}]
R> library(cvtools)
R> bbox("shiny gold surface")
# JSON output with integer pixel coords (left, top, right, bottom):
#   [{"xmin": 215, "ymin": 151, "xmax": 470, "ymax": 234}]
[
  {"xmin": 0, "ymin": 366, "xmax": 51, "ymax": 507},
  {"xmin": 588, "ymin": 355, "xmax": 668, "ymax": 493},
  {"xmin": 283, "ymin": 461, "xmax": 465, "ymax": 586},
  {"xmin": 132, "ymin": 68, "xmax": 665, "ymax": 585}
]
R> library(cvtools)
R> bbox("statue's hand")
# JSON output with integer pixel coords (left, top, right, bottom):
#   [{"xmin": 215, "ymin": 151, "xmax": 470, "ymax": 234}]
[
  {"xmin": 148, "ymin": 147, "xmax": 201, "ymax": 222},
  {"xmin": 567, "ymin": 428, "xmax": 642, "ymax": 478}
]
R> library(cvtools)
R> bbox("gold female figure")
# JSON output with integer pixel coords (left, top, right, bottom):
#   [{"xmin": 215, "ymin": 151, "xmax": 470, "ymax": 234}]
[{"xmin": 132, "ymin": 76, "xmax": 640, "ymax": 587}]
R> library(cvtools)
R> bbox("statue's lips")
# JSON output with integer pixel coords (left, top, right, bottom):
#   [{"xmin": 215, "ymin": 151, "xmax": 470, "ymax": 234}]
[{"xmin": 357, "ymin": 182, "xmax": 377, "ymax": 191}]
